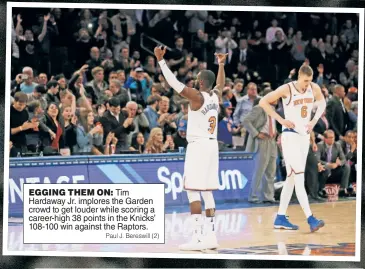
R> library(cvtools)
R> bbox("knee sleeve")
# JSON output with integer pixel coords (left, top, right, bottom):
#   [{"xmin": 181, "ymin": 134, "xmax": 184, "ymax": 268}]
[
  {"xmin": 186, "ymin": 190, "xmax": 201, "ymax": 203},
  {"xmin": 201, "ymin": 191, "xmax": 215, "ymax": 209}
]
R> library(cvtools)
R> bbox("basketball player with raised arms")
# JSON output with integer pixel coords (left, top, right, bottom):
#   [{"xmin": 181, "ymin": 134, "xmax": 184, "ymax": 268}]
[
  {"xmin": 259, "ymin": 64, "xmax": 326, "ymax": 232},
  {"xmin": 154, "ymin": 46, "xmax": 227, "ymax": 251}
]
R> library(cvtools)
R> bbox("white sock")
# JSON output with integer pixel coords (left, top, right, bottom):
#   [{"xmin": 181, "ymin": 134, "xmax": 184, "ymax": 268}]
[
  {"xmin": 294, "ymin": 173, "xmax": 312, "ymax": 218},
  {"xmin": 278, "ymin": 174, "xmax": 295, "ymax": 215},
  {"xmin": 205, "ymin": 215, "xmax": 215, "ymax": 234},
  {"xmin": 191, "ymin": 214, "xmax": 203, "ymax": 236}
]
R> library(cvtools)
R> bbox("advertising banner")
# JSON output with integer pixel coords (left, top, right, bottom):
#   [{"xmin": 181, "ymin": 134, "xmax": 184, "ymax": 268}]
[{"xmin": 8, "ymin": 153, "xmax": 255, "ymax": 217}]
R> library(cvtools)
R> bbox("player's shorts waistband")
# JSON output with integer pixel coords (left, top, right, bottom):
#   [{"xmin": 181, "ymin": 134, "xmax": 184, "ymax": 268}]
[
  {"xmin": 282, "ymin": 128, "xmax": 298, "ymax": 133},
  {"xmin": 188, "ymin": 137, "xmax": 216, "ymax": 143}
]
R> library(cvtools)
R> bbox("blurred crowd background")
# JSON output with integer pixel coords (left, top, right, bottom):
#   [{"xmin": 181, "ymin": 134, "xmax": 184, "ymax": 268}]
[{"xmin": 9, "ymin": 8, "xmax": 359, "ymax": 157}]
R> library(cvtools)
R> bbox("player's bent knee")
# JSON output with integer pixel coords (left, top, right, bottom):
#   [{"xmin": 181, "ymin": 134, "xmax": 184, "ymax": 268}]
[
  {"xmin": 186, "ymin": 190, "xmax": 201, "ymax": 203},
  {"xmin": 201, "ymin": 191, "xmax": 215, "ymax": 209}
]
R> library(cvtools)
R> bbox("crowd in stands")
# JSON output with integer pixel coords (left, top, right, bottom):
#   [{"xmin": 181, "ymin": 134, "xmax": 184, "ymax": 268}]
[{"xmin": 9, "ymin": 8, "xmax": 359, "ymax": 197}]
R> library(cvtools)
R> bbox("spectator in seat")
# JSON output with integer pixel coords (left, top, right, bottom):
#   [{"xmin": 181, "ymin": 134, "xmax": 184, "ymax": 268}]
[
  {"xmin": 158, "ymin": 96, "xmax": 177, "ymax": 137},
  {"xmin": 348, "ymin": 101, "xmax": 358, "ymax": 130},
  {"xmin": 37, "ymin": 73, "xmax": 48, "ymax": 86},
  {"xmin": 26, "ymin": 100, "xmax": 51, "ymax": 152},
  {"xmin": 232, "ymin": 38, "xmax": 255, "ymax": 71},
  {"xmin": 316, "ymin": 130, "xmax": 351, "ymax": 198},
  {"xmin": 265, "ymin": 18, "xmax": 285, "ymax": 46},
  {"xmin": 233, "ymin": 82, "xmax": 260, "ymax": 148},
  {"xmin": 109, "ymin": 79, "xmax": 130, "ymax": 108},
  {"xmin": 125, "ymin": 101, "xmax": 150, "ymax": 145},
  {"xmin": 218, "ymin": 101, "xmax": 240, "ymax": 147},
  {"xmin": 339, "ymin": 130, "xmax": 357, "ymax": 186},
  {"xmin": 145, "ymin": 127, "xmax": 174, "ymax": 154},
  {"xmin": 20, "ymin": 67, "xmax": 38, "ymax": 94},
  {"xmin": 185, "ymin": 11, "xmax": 208, "ymax": 42},
  {"xmin": 54, "ymin": 74, "xmax": 67, "ymax": 91},
  {"xmin": 99, "ymin": 97, "xmax": 135, "ymax": 153},
  {"xmin": 62, "ymin": 105, "xmax": 78, "ymax": 154},
  {"xmin": 27, "ymin": 84, "xmax": 47, "ymax": 110},
  {"xmin": 231, "ymin": 79, "xmax": 244, "ymax": 106},
  {"xmin": 144, "ymin": 95, "xmax": 162, "ymax": 131},
  {"xmin": 173, "ymin": 118, "xmax": 188, "ymax": 149},
  {"xmin": 74, "ymin": 28, "xmax": 105, "ymax": 69},
  {"xmin": 175, "ymin": 100, "xmax": 189, "ymax": 124},
  {"xmin": 86, "ymin": 66, "xmax": 108, "ymax": 102},
  {"xmin": 110, "ymin": 10, "xmax": 136, "ymax": 62},
  {"xmin": 74, "ymin": 111, "xmax": 104, "ymax": 154},
  {"xmin": 233, "ymin": 82, "xmax": 259, "ymax": 126},
  {"xmin": 129, "ymin": 132, "xmax": 145, "ymax": 154},
  {"xmin": 165, "ymin": 36, "xmax": 186, "ymax": 72},
  {"xmin": 108, "ymin": 71, "xmax": 118, "ymax": 85},
  {"xmin": 10, "ymin": 92, "xmax": 39, "ymax": 155},
  {"xmin": 125, "ymin": 67, "xmax": 152, "ymax": 107},
  {"xmin": 39, "ymin": 102, "xmax": 65, "ymax": 153},
  {"xmin": 117, "ymin": 69, "xmax": 126, "ymax": 84},
  {"xmin": 85, "ymin": 47, "xmax": 102, "ymax": 80},
  {"xmin": 326, "ymin": 84, "xmax": 349, "ymax": 140},
  {"xmin": 45, "ymin": 80, "xmax": 60, "ymax": 105}
]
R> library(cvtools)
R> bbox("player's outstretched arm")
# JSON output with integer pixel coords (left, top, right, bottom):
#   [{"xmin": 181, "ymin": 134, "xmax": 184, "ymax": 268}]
[
  {"xmin": 259, "ymin": 84, "xmax": 294, "ymax": 129},
  {"xmin": 213, "ymin": 53, "xmax": 228, "ymax": 102},
  {"xmin": 154, "ymin": 46, "xmax": 203, "ymax": 108},
  {"xmin": 310, "ymin": 82, "xmax": 326, "ymax": 125}
]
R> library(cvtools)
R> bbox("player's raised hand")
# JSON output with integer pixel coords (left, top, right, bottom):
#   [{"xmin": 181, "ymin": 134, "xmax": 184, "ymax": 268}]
[
  {"xmin": 154, "ymin": 46, "xmax": 167, "ymax": 61},
  {"xmin": 280, "ymin": 119, "xmax": 295, "ymax": 129},
  {"xmin": 215, "ymin": 52, "xmax": 228, "ymax": 64}
]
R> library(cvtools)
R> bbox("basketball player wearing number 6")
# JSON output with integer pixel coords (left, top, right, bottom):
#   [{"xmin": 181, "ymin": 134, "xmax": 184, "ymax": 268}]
[
  {"xmin": 154, "ymin": 46, "xmax": 227, "ymax": 251},
  {"xmin": 259, "ymin": 65, "xmax": 326, "ymax": 232}
]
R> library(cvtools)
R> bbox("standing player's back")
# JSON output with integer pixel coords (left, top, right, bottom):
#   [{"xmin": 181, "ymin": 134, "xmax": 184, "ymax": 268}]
[
  {"xmin": 281, "ymin": 81, "xmax": 315, "ymax": 135},
  {"xmin": 186, "ymin": 91, "xmax": 219, "ymax": 142}
]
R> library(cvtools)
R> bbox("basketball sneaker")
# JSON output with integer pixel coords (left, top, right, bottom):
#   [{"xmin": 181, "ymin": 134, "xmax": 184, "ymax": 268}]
[
  {"xmin": 274, "ymin": 214, "xmax": 299, "ymax": 230},
  {"xmin": 179, "ymin": 214, "xmax": 207, "ymax": 251},
  {"xmin": 307, "ymin": 215, "xmax": 325, "ymax": 232}
]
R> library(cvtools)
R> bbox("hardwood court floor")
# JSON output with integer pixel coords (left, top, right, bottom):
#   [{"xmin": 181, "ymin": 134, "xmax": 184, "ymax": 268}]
[{"xmin": 7, "ymin": 200, "xmax": 356, "ymax": 256}]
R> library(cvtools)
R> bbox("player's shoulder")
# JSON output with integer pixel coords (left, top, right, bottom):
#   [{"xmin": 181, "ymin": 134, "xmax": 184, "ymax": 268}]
[
  {"xmin": 310, "ymin": 82, "xmax": 321, "ymax": 91},
  {"xmin": 273, "ymin": 82, "xmax": 291, "ymax": 98}
]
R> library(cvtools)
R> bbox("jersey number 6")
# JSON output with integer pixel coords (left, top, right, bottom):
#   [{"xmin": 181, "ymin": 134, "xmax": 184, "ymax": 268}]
[
  {"xmin": 208, "ymin": 116, "xmax": 216, "ymax": 134},
  {"xmin": 301, "ymin": 106, "xmax": 308, "ymax": 118}
]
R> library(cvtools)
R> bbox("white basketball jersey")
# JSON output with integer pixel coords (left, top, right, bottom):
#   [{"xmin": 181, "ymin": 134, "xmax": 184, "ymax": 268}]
[
  {"xmin": 281, "ymin": 81, "xmax": 315, "ymax": 135},
  {"xmin": 186, "ymin": 91, "xmax": 219, "ymax": 142}
]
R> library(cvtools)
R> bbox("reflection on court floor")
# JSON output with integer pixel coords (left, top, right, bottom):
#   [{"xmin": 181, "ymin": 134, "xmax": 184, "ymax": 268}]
[{"xmin": 8, "ymin": 200, "xmax": 356, "ymax": 256}]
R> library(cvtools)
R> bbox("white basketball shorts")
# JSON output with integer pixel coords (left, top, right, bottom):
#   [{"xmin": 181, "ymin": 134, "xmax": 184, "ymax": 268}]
[
  {"xmin": 183, "ymin": 138, "xmax": 219, "ymax": 191},
  {"xmin": 281, "ymin": 130, "xmax": 310, "ymax": 176}
]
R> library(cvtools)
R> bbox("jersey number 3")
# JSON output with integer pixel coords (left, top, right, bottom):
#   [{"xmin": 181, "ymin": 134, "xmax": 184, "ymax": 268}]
[
  {"xmin": 208, "ymin": 116, "xmax": 216, "ymax": 134},
  {"xmin": 301, "ymin": 106, "xmax": 308, "ymax": 118}
]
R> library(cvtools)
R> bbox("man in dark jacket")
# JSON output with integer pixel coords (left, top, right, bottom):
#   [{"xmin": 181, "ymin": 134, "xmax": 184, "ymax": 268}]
[
  {"xmin": 326, "ymin": 84, "xmax": 349, "ymax": 140},
  {"xmin": 100, "ymin": 97, "xmax": 135, "ymax": 153}
]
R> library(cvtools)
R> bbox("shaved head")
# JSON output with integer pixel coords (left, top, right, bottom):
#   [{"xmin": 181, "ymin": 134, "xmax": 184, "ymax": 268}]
[{"xmin": 196, "ymin": 70, "xmax": 216, "ymax": 90}]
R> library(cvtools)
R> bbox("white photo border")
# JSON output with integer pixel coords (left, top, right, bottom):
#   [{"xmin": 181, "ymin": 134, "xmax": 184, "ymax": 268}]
[{"xmin": 3, "ymin": 1, "xmax": 363, "ymax": 262}]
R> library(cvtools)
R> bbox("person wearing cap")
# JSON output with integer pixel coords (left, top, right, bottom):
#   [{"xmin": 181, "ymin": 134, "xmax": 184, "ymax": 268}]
[
  {"xmin": 125, "ymin": 67, "xmax": 153, "ymax": 107},
  {"xmin": 173, "ymin": 118, "xmax": 188, "ymax": 148},
  {"xmin": 243, "ymin": 90, "xmax": 278, "ymax": 203},
  {"xmin": 217, "ymin": 101, "xmax": 239, "ymax": 147}
]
